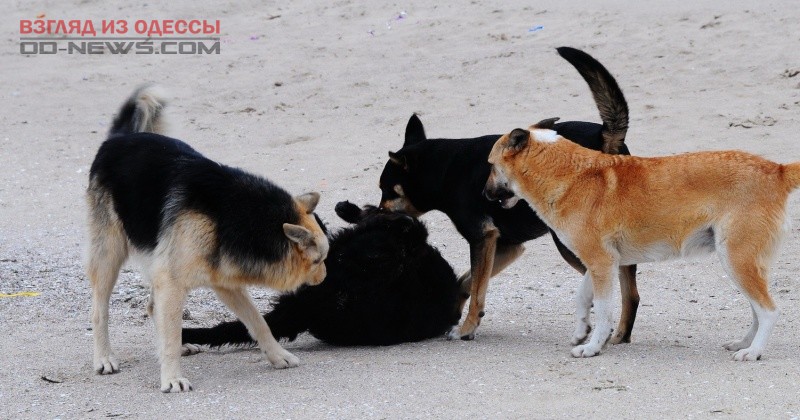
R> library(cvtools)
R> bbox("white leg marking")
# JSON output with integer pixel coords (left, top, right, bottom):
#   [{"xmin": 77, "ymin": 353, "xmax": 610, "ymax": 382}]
[
  {"xmin": 572, "ymin": 266, "xmax": 616, "ymax": 358},
  {"xmin": 723, "ymin": 305, "xmax": 758, "ymax": 351},
  {"xmin": 732, "ymin": 305, "xmax": 779, "ymax": 361},
  {"xmin": 570, "ymin": 273, "xmax": 593, "ymax": 345},
  {"xmin": 572, "ymin": 297, "xmax": 613, "ymax": 358}
]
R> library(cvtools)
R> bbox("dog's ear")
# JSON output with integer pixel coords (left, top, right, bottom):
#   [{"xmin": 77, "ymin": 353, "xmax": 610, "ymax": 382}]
[
  {"xmin": 506, "ymin": 128, "xmax": 530, "ymax": 154},
  {"xmin": 530, "ymin": 117, "xmax": 560, "ymax": 130},
  {"xmin": 388, "ymin": 151, "xmax": 409, "ymax": 171},
  {"xmin": 335, "ymin": 200, "xmax": 363, "ymax": 224},
  {"xmin": 283, "ymin": 223, "xmax": 315, "ymax": 248},
  {"xmin": 313, "ymin": 213, "xmax": 328, "ymax": 235},
  {"xmin": 295, "ymin": 192, "xmax": 320, "ymax": 213},
  {"xmin": 404, "ymin": 114, "xmax": 426, "ymax": 146}
]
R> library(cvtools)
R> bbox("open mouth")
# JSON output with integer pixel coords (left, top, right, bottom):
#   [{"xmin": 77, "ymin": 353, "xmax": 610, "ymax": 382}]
[{"xmin": 498, "ymin": 195, "xmax": 520, "ymax": 209}]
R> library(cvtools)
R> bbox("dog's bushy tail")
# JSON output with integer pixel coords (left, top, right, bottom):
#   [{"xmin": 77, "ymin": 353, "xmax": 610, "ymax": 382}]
[
  {"xmin": 181, "ymin": 292, "xmax": 311, "ymax": 348},
  {"xmin": 557, "ymin": 47, "xmax": 629, "ymax": 154},
  {"xmin": 107, "ymin": 84, "xmax": 169, "ymax": 138},
  {"xmin": 782, "ymin": 162, "xmax": 800, "ymax": 191},
  {"xmin": 182, "ymin": 318, "xmax": 256, "ymax": 348}
]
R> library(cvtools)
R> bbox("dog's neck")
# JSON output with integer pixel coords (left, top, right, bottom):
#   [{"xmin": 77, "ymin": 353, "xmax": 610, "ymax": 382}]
[{"xmin": 509, "ymin": 139, "xmax": 614, "ymax": 223}]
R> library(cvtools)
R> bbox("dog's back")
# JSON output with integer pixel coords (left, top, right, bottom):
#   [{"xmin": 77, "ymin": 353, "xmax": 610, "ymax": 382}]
[{"xmin": 90, "ymin": 105, "xmax": 314, "ymax": 274}]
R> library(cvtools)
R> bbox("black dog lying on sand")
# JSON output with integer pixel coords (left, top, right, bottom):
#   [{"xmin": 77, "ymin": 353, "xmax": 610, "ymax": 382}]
[{"xmin": 182, "ymin": 201, "xmax": 461, "ymax": 347}]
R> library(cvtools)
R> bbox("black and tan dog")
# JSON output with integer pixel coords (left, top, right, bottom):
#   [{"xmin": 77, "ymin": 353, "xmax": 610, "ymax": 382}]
[
  {"xmin": 379, "ymin": 47, "xmax": 639, "ymax": 342},
  {"xmin": 86, "ymin": 85, "xmax": 328, "ymax": 392},
  {"xmin": 182, "ymin": 201, "xmax": 461, "ymax": 347},
  {"xmin": 486, "ymin": 125, "xmax": 800, "ymax": 360}
]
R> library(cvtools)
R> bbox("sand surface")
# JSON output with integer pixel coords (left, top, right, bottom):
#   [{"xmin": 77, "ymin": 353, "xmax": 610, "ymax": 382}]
[{"xmin": 2, "ymin": 0, "xmax": 800, "ymax": 418}]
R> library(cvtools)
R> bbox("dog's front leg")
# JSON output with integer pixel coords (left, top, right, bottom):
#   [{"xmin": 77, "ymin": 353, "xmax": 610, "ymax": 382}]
[
  {"xmin": 455, "ymin": 243, "xmax": 525, "ymax": 317},
  {"xmin": 552, "ymin": 232, "xmax": 639, "ymax": 344},
  {"xmin": 570, "ymin": 273, "xmax": 594, "ymax": 345},
  {"xmin": 151, "ymin": 275, "xmax": 192, "ymax": 392},
  {"xmin": 213, "ymin": 286, "xmax": 299, "ymax": 369},
  {"xmin": 449, "ymin": 222, "xmax": 499, "ymax": 340},
  {"xmin": 571, "ymin": 259, "xmax": 617, "ymax": 358}
]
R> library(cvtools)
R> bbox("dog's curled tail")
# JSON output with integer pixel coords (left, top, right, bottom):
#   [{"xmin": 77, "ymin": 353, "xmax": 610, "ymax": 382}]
[
  {"xmin": 557, "ymin": 46, "xmax": 629, "ymax": 154},
  {"xmin": 782, "ymin": 162, "xmax": 800, "ymax": 191},
  {"xmin": 107, "ymin": 84, "xmax": 169, "ymax": 138}
]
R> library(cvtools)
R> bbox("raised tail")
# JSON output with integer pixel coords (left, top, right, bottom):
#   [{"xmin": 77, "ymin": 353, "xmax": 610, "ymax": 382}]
[
  {"xmin": 557, "ymin": 46, "xmax": 629, "ymax": 154},
  {"xmin": 783, "ymin": 162, "xmax": 800, "ymax": 191},
  {"xmin": 181, "ymin": 292, "xmax": 311, "ymax": 348},
  {"xmin": 107, "ymin": 84, "xmax": 169, "ymax": 138}
]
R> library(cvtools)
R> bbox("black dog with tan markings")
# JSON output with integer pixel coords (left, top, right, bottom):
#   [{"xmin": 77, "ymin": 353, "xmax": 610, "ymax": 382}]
[
  {"xmin": 378, "ymin": 47, "xmax": 640, "ymax": 342},
  {"xmin": 86, "ymin": 85, "xmax": 328, "ymax": 392}
]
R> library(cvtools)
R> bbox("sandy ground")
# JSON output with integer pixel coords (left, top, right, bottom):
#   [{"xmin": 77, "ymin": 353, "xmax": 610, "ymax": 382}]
[{"xmin": 2, "ymin": 0, "xmax": 800, "ymax": 418}]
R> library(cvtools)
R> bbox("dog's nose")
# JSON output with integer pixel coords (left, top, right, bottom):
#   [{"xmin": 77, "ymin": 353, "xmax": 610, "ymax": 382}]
[
  {"xmin": 484, "ymin": 184, "xmax": 513, "ymax": 202},
  {"xmin": 483, "ymin": 186, "xmax": 495, "ymax": 201}
]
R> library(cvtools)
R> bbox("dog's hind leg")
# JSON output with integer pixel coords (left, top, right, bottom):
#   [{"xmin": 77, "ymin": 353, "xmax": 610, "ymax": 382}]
[
  {"xmin": 212, "ymin": 286, "xmax": 300, "ymax": 369},
  {"xmin": 455, "ymin": 243, "xmax": 525, "ymax": 316},
  {"xmin": 151, "ymin": 269, "xmax": 192, "ymax": 392},
  {"xmin": 86, "ymin": 189, "xmax": 128, "ymax": 375},
  {"xmin": 716, "ymin": 220, "xmax": 781, "ymax": 361},
  {"xmin": 723, "ymin": 304, "xmax": 759, "ymax": 352},
  {"xmin": 449, "ymin": 222, "xmax": 500, "ymax": 340},
  {"xmin": 610, "ymin": 265, "xmax": 639, "ymax": 344}
]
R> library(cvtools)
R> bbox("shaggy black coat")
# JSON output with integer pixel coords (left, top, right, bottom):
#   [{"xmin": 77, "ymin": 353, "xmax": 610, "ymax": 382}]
[{"xmin": 182, "ymin": 201, "xmax": 461, "ymax": 346}]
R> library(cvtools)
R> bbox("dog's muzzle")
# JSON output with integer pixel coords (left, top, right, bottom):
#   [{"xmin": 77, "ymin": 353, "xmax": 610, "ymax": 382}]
[{"xmin": 483, "ymin": 184, "xmax": 519, "ymax": 209}]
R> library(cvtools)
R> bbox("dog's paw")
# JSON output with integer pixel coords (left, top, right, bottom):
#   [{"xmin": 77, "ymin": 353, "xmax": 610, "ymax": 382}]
[
  {"xmin": 160, "ymin": 377, "xmax": 193, "ymax": 393},
  {"xmin": 94, "ymin": 354, "xmax": 119, "ymax": 375},
  {"xmin": 722, "ymin": 339, "xmax": 751, "ymax": 352},
  {"xmin": 447, "ymin": 324, "xmax": 475, "ymax": 341},
  {"xmin": 732, "ymin": 348, "xmax": 762, "ymax": 361},
  {"xmin": 608, "ymin": 332, "xmax": 629, "ymax": 345},
  {"xmin": 571, "ymin": 344, "xmax": 602, "ymax": 358},
  {"xmin": 181, "ymin": 343, "xmax": 202, "ymax": 356},
  {"xmin": 266, "ymin": 348, "xmax": 300, "ymax": 369},
  {"xmin": 570, "ymin": 324, "xmax": 591, "ymax": 346}
]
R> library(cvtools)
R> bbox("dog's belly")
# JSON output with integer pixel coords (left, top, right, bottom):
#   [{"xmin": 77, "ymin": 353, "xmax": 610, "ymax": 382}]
[{"xmin": 617, "ymin": 227, "xmax": 716, "ymax": 265}]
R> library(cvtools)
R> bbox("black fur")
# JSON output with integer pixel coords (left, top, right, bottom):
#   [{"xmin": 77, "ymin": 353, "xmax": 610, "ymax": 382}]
[
  {"xmin": 378, "ymin": 46, "xmax": 639, "ymax": 339},
  {"xmin": 182, "ymin": 201, "xmax": 461, "ymax": 346},
  {"xmin": 90, "ymin": 133, "xmax": 298, "ymax": 266},
  {"xmin": 556, "ymin": 46, "xmax": 629, "ymax": 150}
]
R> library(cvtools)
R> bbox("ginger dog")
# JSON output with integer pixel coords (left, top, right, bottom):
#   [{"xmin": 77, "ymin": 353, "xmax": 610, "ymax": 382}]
[{"xmin": 485, "ymin": 124, "xmax": 800, "ymax": 360}]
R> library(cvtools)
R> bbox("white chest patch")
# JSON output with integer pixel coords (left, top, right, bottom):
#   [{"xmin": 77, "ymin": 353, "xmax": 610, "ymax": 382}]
[{"xmin": 531, "ymin": 129, "xmax": 560, "ymax": 143}]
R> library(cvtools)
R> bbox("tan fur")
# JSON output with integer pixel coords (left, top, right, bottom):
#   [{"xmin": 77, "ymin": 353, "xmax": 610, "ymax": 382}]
[
  {"xmin": 86, "ymin": 187, "xmax": 327, "ymax": 392},
  {"xmin": 380, "ymin": 185, "xmax": 422, "ymax": 217},
  {"xmin": 487, "ymin": 128, "xmax": 800, "ymax": 360},
  {"xmin": 85, "ymin": 179, "xmax": 129, "ymax": 375}
]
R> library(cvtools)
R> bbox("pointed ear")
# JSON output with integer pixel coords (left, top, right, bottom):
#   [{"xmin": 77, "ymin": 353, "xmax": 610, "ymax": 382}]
[
  {"xmin": 530, "ymin": 117, "xmax": 560, "ymax": 130},
  {"xmin": 295, "ymin": 192, "xmax": 320, "ymax": 213},
  {"xmin": 283, "ymin": 223, "xmax": 314, "ymax": 247},
  {"xmin": 404, "ymin": 114, "xmax": 426, "ymax": 146},
  {"xmin": 388, "ymin": 151, "xmax": 408, "ymax": 170},
  {"xmin": 506, "ymin": 128, "xmax": 530, "ymax": 154},
  {"xmin": 313, "ymin": 213, "xmax": 328, "ymax": 236}
]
